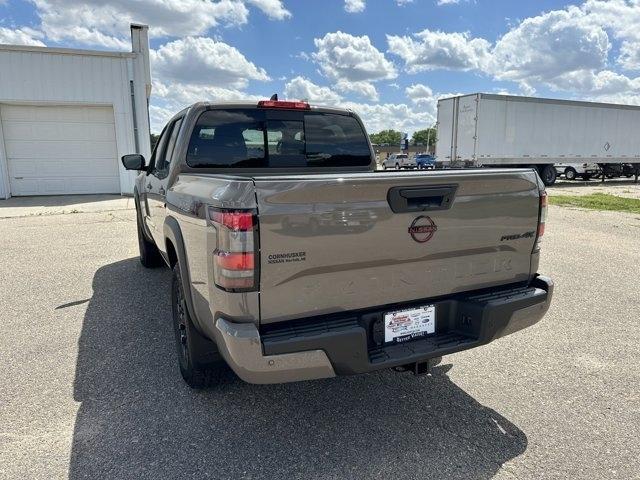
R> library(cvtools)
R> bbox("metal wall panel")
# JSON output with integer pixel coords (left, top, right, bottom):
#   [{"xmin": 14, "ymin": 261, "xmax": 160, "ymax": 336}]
[{"xmin": 0, "ymin": 44, "xmax": 149, "ymax": 198}]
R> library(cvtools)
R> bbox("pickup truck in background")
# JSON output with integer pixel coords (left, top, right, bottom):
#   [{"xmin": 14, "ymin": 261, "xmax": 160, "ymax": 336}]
[
  {"xmin": 554, "ymin": 163, "xmax": 599, "ymax": 181},
  {"xmin": 382, "ymin": 153, "xmax": 415, "ymax": 170},
  {"xmin": 122, "ymin": 99, "xmax": 554, "ymax": 388}
]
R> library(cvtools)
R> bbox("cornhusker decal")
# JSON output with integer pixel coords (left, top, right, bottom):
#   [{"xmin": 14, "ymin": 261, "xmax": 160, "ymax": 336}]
[{"xmin": 408, "ymin": 215, "xmax": 437, "ymax": 243}]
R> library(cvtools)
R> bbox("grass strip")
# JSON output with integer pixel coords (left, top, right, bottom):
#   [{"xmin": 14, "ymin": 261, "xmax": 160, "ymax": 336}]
[{"xmin": 549, "ymin": 193, "xmax": 640, "ymax": 214}]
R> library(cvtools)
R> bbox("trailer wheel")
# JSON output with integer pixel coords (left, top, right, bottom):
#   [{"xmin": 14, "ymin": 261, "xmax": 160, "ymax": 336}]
[
  {"xmin": 564, "ymin": 168, "xmax": 577, "ymax": 180},
  {"xmin": 539, "ymin": 165, "xmax": 557, "ymax": 186},
  {"xmin": 582, "ymin": 174, "xmax": 591, "ymax": 181}
]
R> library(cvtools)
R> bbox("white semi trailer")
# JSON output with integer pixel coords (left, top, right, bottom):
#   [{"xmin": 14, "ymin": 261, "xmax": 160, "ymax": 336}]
[{"xmin": 436, "ymin": 93, "xmax": 640, "ymax": 185}]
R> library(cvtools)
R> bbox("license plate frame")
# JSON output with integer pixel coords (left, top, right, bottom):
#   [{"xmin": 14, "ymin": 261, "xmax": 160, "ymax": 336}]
[{"xmin": 384, "ymin": 305, "xmax": 436, "ymax": 344}]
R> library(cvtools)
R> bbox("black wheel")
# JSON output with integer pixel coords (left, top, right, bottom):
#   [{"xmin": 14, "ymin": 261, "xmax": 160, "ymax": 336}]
[
  {"xmin": 582, "ymin": 174, "xmax": 591, "ymax": 181},
  {"xmin": 135, "ymin": 198, "xmax": 163, "ymax": 268},
  {"xmin": 539, "ymin": 165, "xmax": 557, "ymax": 186},
  {"xmin": 395, "ymin": 163, "xmax": 400, "ymax": 170},
  {"xmin": 382, "ymin": 163, "xmax": 388, "ymax": 170},
  {"xmin": 565, "ymin": 168, "xmax": 577, "ymax": 180},
  {"xmin": 171, "ymin": 264, "xmax": 225, "ymax": 388}
]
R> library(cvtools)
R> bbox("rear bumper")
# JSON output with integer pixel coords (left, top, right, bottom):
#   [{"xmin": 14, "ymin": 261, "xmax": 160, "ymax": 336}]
[{"xmin": 215, "ymin": 275, "xmax": 553, "ymax": 384}]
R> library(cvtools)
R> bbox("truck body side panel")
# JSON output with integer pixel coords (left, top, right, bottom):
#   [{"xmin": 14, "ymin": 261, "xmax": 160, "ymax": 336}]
[{"xmin": 166, "ymin": 174, "xmax": 261, "ymax": 338}]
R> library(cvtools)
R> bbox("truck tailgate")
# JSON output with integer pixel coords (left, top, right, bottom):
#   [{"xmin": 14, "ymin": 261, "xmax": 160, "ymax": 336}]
[{"xmin": 254, "ymin": 169, "xmax": 540, "ymax": 323}]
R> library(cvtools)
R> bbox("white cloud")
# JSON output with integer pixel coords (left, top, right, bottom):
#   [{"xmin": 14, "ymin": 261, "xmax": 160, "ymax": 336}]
[
  {"xmin": 437, "ymin": 0, "xmax": 460, "ymax": 4},
  {"xmin": 335, "ymin": 79, "xmax": 379, "ymax": 101},
  {"xmin": 387, "ymin": 30, "xmax": 491, "ymax": 72},
  {"xmin": 283, "ymin": 76, "xmax": 343, "ymax": 104},
  {"xmin": 550, "ymin": 69, "xmax": 640, "ymax": 95},
  {"xmin": 313, "ymin": 31, "xmax": 397, "ymax": 86},
  {"xmin": 343, "ymin": 101, "xmax": 435, "ymax": 135},
  {"xmin": 396, "ymin": 0, "xmax": 414, "ymax": 5},
  {"xmin": 284, "ymin": 77, "xmax": 435, "ymax": 135},
  {"xmin": 0, "ymin": 27, "xmax": 46, "ymax": 46},
  {"xmin": 490, "ymin": 6, "xmax": 610, "ymax": 84},
  {"xmin": 246, "ymin": 0, "xmax": 291, "ymax": 19},
  {"xmin": 405, "ymin": 83, "xmax": 434, "ymax": 105},
  {"xmin": 150, "ymin": 79, "xmax": 267, "ymax": 131},
  {"xmin": 147, "ymin": 36, "xmax": 272, "ymax": 132},
  {"xmin": 618, "ymin": 40, "xmax": 640, "ymax": 70},
  {"xmin": 387, "ymin": 3, "xmax": 640, "ymax": 102},
  {"xmin": 344, "ymin": 0, "xmax": 365, "ymax": 13},
  {"xmin": 31, "ymin": 0, "xmax": 289, "ymax": 49},
  {"xmin": 151, "ymin": 37, "xmax": 270, "ymax": 89}
]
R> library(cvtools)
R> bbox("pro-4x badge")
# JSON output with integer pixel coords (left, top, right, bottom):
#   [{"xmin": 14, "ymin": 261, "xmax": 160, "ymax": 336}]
[{"xmin": 408, "ymin": 215, "xmax": 437, "ymax": 243}]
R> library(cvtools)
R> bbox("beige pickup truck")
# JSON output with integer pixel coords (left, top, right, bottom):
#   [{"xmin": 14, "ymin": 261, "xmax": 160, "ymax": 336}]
[{"xmin": 122, "ymin": 99, "xmax": 553, "ymax": 388}]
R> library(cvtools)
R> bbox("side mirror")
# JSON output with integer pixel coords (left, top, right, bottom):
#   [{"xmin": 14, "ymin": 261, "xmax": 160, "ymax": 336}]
[{"xmin": 121, "ymin": 154, "xmax": 146, "ymax": 171}]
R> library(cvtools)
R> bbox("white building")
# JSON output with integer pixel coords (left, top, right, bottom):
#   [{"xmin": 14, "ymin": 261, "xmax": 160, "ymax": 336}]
[{"xmin": 0, "ymin": 24, "xmax": 152, "ymax": 198}]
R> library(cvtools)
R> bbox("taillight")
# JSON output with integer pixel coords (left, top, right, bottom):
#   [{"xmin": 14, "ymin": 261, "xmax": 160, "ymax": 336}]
[
  {"xmin": 534, "ymin": 191, "xmax": 547, "ymax": 251},
  {"xmin": 209, "ymin": 207, "xmax": 258, "ymax": 291}
]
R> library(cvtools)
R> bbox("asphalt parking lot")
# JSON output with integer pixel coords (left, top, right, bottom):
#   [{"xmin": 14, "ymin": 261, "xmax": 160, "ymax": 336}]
[{"xmin": 1, "ymin": 188, "xmax": 639, "ymax": 479}]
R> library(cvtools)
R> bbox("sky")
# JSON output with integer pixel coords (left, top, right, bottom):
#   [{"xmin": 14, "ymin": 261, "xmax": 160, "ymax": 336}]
[{"xmin": 2, "ymin": 0, "xmax": 640, "ymax": 134}]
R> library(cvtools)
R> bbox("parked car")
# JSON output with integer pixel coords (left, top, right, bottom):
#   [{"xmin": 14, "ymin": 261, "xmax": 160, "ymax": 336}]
[
  {"xmin": 414, "ymin": 153, "xmax": 436, "ymax": 169},
  {"xmin": 554, "ymin": 163, "xmax": 599, "ymax": 181},
  {"xmin": 383, "ymin": 153, "xmax": 416, "ymax": 169},
  {"xmin": 121, "ymin": 99, "xmax": 553, "ymax": 388}
]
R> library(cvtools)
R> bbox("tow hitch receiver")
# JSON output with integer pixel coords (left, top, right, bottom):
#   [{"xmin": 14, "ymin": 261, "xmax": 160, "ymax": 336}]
[{"xmin": 393, "ymin": 357, "xmax": 443, "ymax": 376}]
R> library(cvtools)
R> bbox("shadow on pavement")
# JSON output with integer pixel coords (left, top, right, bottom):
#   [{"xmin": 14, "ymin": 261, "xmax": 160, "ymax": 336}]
[
  {"xmin": 0, "ymin": 194, "xmax": 124, "ymax": 209},
  {"xmin": 70, "ymin": 258, "xmax": 527, "ymax": 479}
]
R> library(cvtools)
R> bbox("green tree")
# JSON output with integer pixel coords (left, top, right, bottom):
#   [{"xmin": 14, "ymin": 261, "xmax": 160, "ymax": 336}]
[
  {"xmin": 369, "ymin": 129, "xmax": 402, "ymax": 146},
  {"xmin": 411, "ymin": 128, "xmax": 437, "ymax": 147},
  {"xmin": 150, "ymin": 133, "xmax": 160, "ymax": 151}
]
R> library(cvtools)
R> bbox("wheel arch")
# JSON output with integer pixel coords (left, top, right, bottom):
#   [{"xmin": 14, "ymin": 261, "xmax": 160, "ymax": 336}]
[{"xmin": 164, "ymin": 216, "xmax": 203, "ymax": 334}]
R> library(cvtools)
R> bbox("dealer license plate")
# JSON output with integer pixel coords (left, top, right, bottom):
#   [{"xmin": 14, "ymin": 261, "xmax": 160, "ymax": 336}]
[{"xmin": 384, "ymin": 305, "xmax": 436, "ymax": 344}]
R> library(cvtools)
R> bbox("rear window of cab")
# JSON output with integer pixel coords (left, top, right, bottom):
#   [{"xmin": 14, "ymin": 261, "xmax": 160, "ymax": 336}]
[{"xmin": 186, "ymin": 109, "xmax": 371, "ymax": 168}]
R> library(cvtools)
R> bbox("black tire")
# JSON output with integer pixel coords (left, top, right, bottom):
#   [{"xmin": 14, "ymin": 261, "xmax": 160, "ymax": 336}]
[
  {"xmin": 135, "ymin": 198, "xmax": 163, "ymax": 268},
  {"xmin": 395, "ymin": 163, "xmax": 400, "ymax": 170},
  {"xmin": 539, "ymin": 165, "xmax": 557, "ymax": 186},
  {"xmin": 582, "ymin": 174, "xmax": 591, "ymax": 181},
  {"xmin": 171, "ymin": 264, "xmax": 225, "ymax": 388},
  {"xmin": 382, "ymin": 163, "xmax": 387, "ymax": 170},
  {"xmin": 565, "ymin": 168, "xmax": 577, "ymax": 180}
]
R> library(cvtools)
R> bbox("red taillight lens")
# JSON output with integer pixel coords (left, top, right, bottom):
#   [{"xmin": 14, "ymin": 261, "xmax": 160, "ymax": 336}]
[
  {"xmin": 209, "ymin": 207, "xmax": 258, "ymax": 291},
  {"xmin": 209, "ymin": 210, "xmax": 254, "ymax": 231},
  {"xmin": 214, "ymin": 252, "xmax": 255, "ymax": 270},
  {"xmin": 257, "ymin": 100, "xmax": 310, "ymax": 110},
  {"xmin": 534, "ymin": 191, "xmax": 547, "ymax": 251}
]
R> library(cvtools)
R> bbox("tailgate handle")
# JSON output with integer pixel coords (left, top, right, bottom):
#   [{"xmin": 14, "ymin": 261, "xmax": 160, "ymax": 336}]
[{"xmin": 387, "ymin": 185, "xmax": 458, "ymax": 213}]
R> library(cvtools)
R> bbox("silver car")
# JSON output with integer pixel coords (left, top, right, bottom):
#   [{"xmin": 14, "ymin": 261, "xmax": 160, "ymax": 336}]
[{"xmin": 382, "ymin": 153, "xmax": 416, "ymax": 170}]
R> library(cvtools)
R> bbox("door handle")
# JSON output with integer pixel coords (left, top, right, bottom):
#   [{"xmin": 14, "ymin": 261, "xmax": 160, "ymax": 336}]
[
  {"xmin": 146, "ymin": 183, "xmax": 152, "ymax": 190},
  {"xmin": 387, "ymin": 185, "xmax": 458, "ymax": 213}
]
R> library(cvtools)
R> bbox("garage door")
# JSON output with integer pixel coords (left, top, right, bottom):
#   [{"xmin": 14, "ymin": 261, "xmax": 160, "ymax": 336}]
[{"xmin": 1, "ymin": 105, "xmax": 120, "ymax": 196}]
